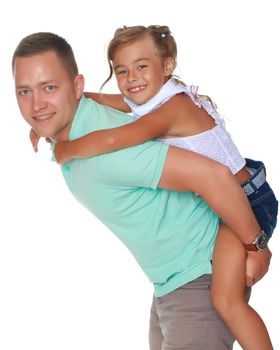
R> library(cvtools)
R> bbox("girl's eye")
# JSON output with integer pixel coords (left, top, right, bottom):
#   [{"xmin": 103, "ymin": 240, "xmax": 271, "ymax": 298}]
[
  {"xmin": 137, "ymin": 65, "xmax": 147, "ymax": 70},
  {"xmin": 116, "ymin": 70, "xmax": 127, "ymax": 75}
]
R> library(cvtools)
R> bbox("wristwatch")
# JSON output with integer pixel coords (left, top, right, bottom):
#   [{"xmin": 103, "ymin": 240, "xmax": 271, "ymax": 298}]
[{"xmin": 244, "ymin": 230, "xmax": 269, "ymax": 251}]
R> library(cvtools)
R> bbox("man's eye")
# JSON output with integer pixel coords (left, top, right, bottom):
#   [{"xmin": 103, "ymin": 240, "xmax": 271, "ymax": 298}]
[
  {"xmin": 18, "ymin": 89, "xmax": 30, "ymax": 96},
  {"xmin": 46, "ymin": 85, "xmax": 55, "ymax": 91}
]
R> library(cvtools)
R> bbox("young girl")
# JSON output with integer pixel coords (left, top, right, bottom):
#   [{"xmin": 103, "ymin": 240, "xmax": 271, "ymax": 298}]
[{"xmin": 31, "ymin": 25, "xmax": 277, "ymax": 349}]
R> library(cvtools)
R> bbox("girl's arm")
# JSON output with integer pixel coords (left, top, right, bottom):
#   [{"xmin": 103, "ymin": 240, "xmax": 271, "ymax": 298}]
[
  {"xmin": 84, "ymin": 92, "xmax": 131, "ymax": 112},
  {"xmin": 54, "ymin": 94, "xmax": 185, "ymax": 164},
  {"xmin": 30, "ymin": 128, "xmax": 41, "ymax": 152}
]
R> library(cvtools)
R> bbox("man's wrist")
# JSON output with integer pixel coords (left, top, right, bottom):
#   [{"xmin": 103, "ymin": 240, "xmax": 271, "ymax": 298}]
[{"xmin": 244, "ymin": 230, "xmax": 269, "ymax": 251}]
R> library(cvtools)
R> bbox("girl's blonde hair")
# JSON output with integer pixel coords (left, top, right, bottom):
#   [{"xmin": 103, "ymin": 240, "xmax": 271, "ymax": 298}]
[
  {"xmin": 101, "ymin": 25, "xmax": 216, "ymax": 109},
  {"xmin": 101, "ymin": 25, "xmax": 177, "ymax": 89}
]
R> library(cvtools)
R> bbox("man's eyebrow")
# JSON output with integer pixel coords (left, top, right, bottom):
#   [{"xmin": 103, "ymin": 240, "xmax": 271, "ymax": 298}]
[
  {"xmin": 16, "ymin": 80, "xmax": 56, "ymax": 89},
  {"xmin": 16, "ymin": 85, "xmax": 29, "ymax": 90}
]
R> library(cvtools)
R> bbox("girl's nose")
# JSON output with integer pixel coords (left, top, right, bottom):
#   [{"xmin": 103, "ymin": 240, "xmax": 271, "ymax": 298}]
[{"xmin": 127, "ymin": 70, "xmax": 138, "ymax": 82}]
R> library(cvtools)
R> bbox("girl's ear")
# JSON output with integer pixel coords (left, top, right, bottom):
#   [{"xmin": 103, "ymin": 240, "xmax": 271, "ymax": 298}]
[
  {"xmin": 164, "ymin": 57, "xmax": 175, "ymax": 77},
  {"xmin": 74, "ymin": 74, "xmax": 85, "ymax": 99}
]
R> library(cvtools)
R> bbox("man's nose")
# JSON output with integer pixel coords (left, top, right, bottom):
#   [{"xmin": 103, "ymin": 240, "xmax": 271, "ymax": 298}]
[{"xmin": 32, "ymin": 91, "xmax": 47, "ymax": 111}]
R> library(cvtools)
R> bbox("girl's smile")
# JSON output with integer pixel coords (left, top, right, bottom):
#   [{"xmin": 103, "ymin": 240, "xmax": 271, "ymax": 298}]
[{"xmin": 112, "ymin": 35, "xmax": 173, "ymax": 105}]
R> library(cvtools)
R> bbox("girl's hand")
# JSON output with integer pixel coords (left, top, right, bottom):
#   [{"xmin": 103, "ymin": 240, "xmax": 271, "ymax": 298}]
[
  {"xmin": 29, "ymin": 128, "xmax": 41, "ymax": 152},
  {"xmin": 29, "ymin": 128, "xmax": 51, "ymax": 152},
  {"xmin": 54, "ymin": 141, "xmax": 73, "ymax": 165}
]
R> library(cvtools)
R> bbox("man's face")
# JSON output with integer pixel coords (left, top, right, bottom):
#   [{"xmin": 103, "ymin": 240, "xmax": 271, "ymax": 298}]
[{"xmin": 14, "ymin": 50, "xmax": 84, "ymax": 141}]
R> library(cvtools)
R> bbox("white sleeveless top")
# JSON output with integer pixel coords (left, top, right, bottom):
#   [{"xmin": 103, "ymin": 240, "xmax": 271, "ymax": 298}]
[{"xmin": 124, "ymin": 78, "xmax": 245, "ymax": 175}]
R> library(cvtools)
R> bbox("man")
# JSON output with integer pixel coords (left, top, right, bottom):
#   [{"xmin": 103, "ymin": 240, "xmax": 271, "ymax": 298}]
[{"xmin": 13, "ymin": 32, "xmax": 271, "ymax": 349}]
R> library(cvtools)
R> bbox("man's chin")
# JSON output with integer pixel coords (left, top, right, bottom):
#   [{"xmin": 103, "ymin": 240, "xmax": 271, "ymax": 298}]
[{"xmin": 32, "ymin": 127, "xmax": 55, "ymax": 141}]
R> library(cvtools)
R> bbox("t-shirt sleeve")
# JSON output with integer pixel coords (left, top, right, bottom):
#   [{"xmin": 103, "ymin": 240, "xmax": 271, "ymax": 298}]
[{"xmin": 95, "ymin": 139, "xmax": 169, "ymax": 189}]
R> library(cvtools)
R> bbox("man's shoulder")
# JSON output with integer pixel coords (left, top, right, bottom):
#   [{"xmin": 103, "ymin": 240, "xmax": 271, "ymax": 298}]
[
  {"xmin": 85, "ymin": 97, "xmax": 134, "ymax": 126},
  {"xmin": 71, "ymin": 97, "xmax": 134, "ymax": 139}
]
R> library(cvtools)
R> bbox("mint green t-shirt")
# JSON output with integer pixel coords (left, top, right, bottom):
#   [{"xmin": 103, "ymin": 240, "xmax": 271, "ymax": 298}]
[{"xmin": 58, "ymin": 96, "xmax": 219, "ymax": 297}]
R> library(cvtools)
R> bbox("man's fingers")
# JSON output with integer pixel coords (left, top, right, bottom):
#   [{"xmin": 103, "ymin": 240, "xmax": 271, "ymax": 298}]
[
  {"xmin": 245, "ymin": 247, "xmax": 272, "ymax": 287},
  {"xmin": 246, "ymin": 275, "xmax": 255, "ymax": 287}
]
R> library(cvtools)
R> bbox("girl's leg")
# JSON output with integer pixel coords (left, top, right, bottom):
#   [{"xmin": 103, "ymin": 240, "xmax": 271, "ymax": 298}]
[{"xmin": 211, "ymin": 224, "xmax": 273, "ymax": 350}]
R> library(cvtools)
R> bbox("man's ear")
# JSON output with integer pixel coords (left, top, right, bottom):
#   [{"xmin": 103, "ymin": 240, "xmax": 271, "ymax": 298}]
[
  {"xmin": 164, "ymin": 57, "xmax": 176, "ymax": 77},
  {"xmin": 74, "ymin": 74, "xmax": 85, "ymax": 99}
]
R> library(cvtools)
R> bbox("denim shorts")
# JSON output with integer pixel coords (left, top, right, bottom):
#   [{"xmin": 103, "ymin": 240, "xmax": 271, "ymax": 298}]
[{"xmin": 242, "ymin": 158, "xmax": 278, "ymax": 239}]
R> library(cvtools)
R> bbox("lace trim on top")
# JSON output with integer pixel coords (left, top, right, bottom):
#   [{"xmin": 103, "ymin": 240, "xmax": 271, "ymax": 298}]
[
  {"xmin": 124, "ymin": 78, "xmax": 225, "ymax": 127},
  {"xmin": 124, "ymin": 78, "xmax": 245, "ymax": 174},
  {"xmin": 161, "ymin": 125, "xmax": 245, "ymax": 174}
]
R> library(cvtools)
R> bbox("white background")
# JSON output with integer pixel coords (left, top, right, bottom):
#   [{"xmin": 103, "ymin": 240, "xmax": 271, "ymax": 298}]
[{"xmin": 0, "ymin": 0, "xmax": 279, "ymax": 349}]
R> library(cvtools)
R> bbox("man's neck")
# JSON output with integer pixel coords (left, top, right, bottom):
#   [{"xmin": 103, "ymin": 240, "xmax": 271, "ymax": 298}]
[
  {"xmin": 52, "ymin": 121, "xmax": 73, "ymax": 142},
  {"xmin": 52, "ymin": 99, "xmax": 81, "ymax": 142}
]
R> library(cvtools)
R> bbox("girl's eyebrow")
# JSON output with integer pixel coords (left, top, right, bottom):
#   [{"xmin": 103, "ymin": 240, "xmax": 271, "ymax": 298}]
[{"xmin": 114, "ymin": 58, "xmax": 150, "ymax": 70}]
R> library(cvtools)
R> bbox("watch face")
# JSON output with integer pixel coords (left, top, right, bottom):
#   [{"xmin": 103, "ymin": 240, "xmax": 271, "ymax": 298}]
[{"xmin": 256, "ymin": 232, "xmax": 269, "ymax": 250}]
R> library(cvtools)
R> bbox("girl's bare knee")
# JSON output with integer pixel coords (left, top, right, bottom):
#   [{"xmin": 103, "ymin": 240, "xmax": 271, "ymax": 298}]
[{"xmin": 211, "ymin": 289, "xmax": 245, "ymax": 323}]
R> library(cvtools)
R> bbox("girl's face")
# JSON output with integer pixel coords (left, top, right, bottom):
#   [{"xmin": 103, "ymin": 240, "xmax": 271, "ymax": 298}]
[{"xmin": 112, "ymin": 35, "xmax": 174, "ymax": 105}]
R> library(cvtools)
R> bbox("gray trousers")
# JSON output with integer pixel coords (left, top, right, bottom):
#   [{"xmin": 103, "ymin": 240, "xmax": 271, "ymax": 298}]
[{"xmin": 149, "ymin": 274, "xmax": 251, "ymax": 350}]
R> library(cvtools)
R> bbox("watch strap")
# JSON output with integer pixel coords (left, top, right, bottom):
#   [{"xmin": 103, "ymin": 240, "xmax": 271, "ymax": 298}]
[
  {"xmin": 244, "ymin": 243, "xmax": 258, "ymax": 251},
  {"xmin": 244, "ymin": 230, "xmax": 268, "ymax": 251}
]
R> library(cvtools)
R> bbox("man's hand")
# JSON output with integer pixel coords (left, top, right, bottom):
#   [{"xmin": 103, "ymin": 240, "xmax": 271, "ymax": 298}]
[{"xmin": 246, "ymin": 247, "xmax": 272, "ymax": 286}]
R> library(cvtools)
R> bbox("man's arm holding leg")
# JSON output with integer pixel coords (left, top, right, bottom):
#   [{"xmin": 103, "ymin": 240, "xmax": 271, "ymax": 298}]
[
  {"xmin": 159, "ymin": 146, "xmax": 259, "ymax": 243},
  {"xmin": 158, "ymin": 146, "xmax": 271, "ymax": 286}
]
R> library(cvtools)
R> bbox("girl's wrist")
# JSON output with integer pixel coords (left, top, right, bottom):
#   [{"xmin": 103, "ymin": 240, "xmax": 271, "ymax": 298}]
[{"xmin": 66, "ymin": 140, "xmax": 78, "ymax": 159}]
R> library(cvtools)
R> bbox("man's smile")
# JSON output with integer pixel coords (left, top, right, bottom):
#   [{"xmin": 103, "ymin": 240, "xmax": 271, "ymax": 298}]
[{"xmin": 33, "ymin": 112, "xmax": 54, "ymax": 121}]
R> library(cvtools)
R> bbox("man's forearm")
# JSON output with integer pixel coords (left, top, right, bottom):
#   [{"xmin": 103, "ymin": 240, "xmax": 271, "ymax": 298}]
[{"xmin": 158, "ymin": 146, "xmax": 260, "ymax": 244}]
